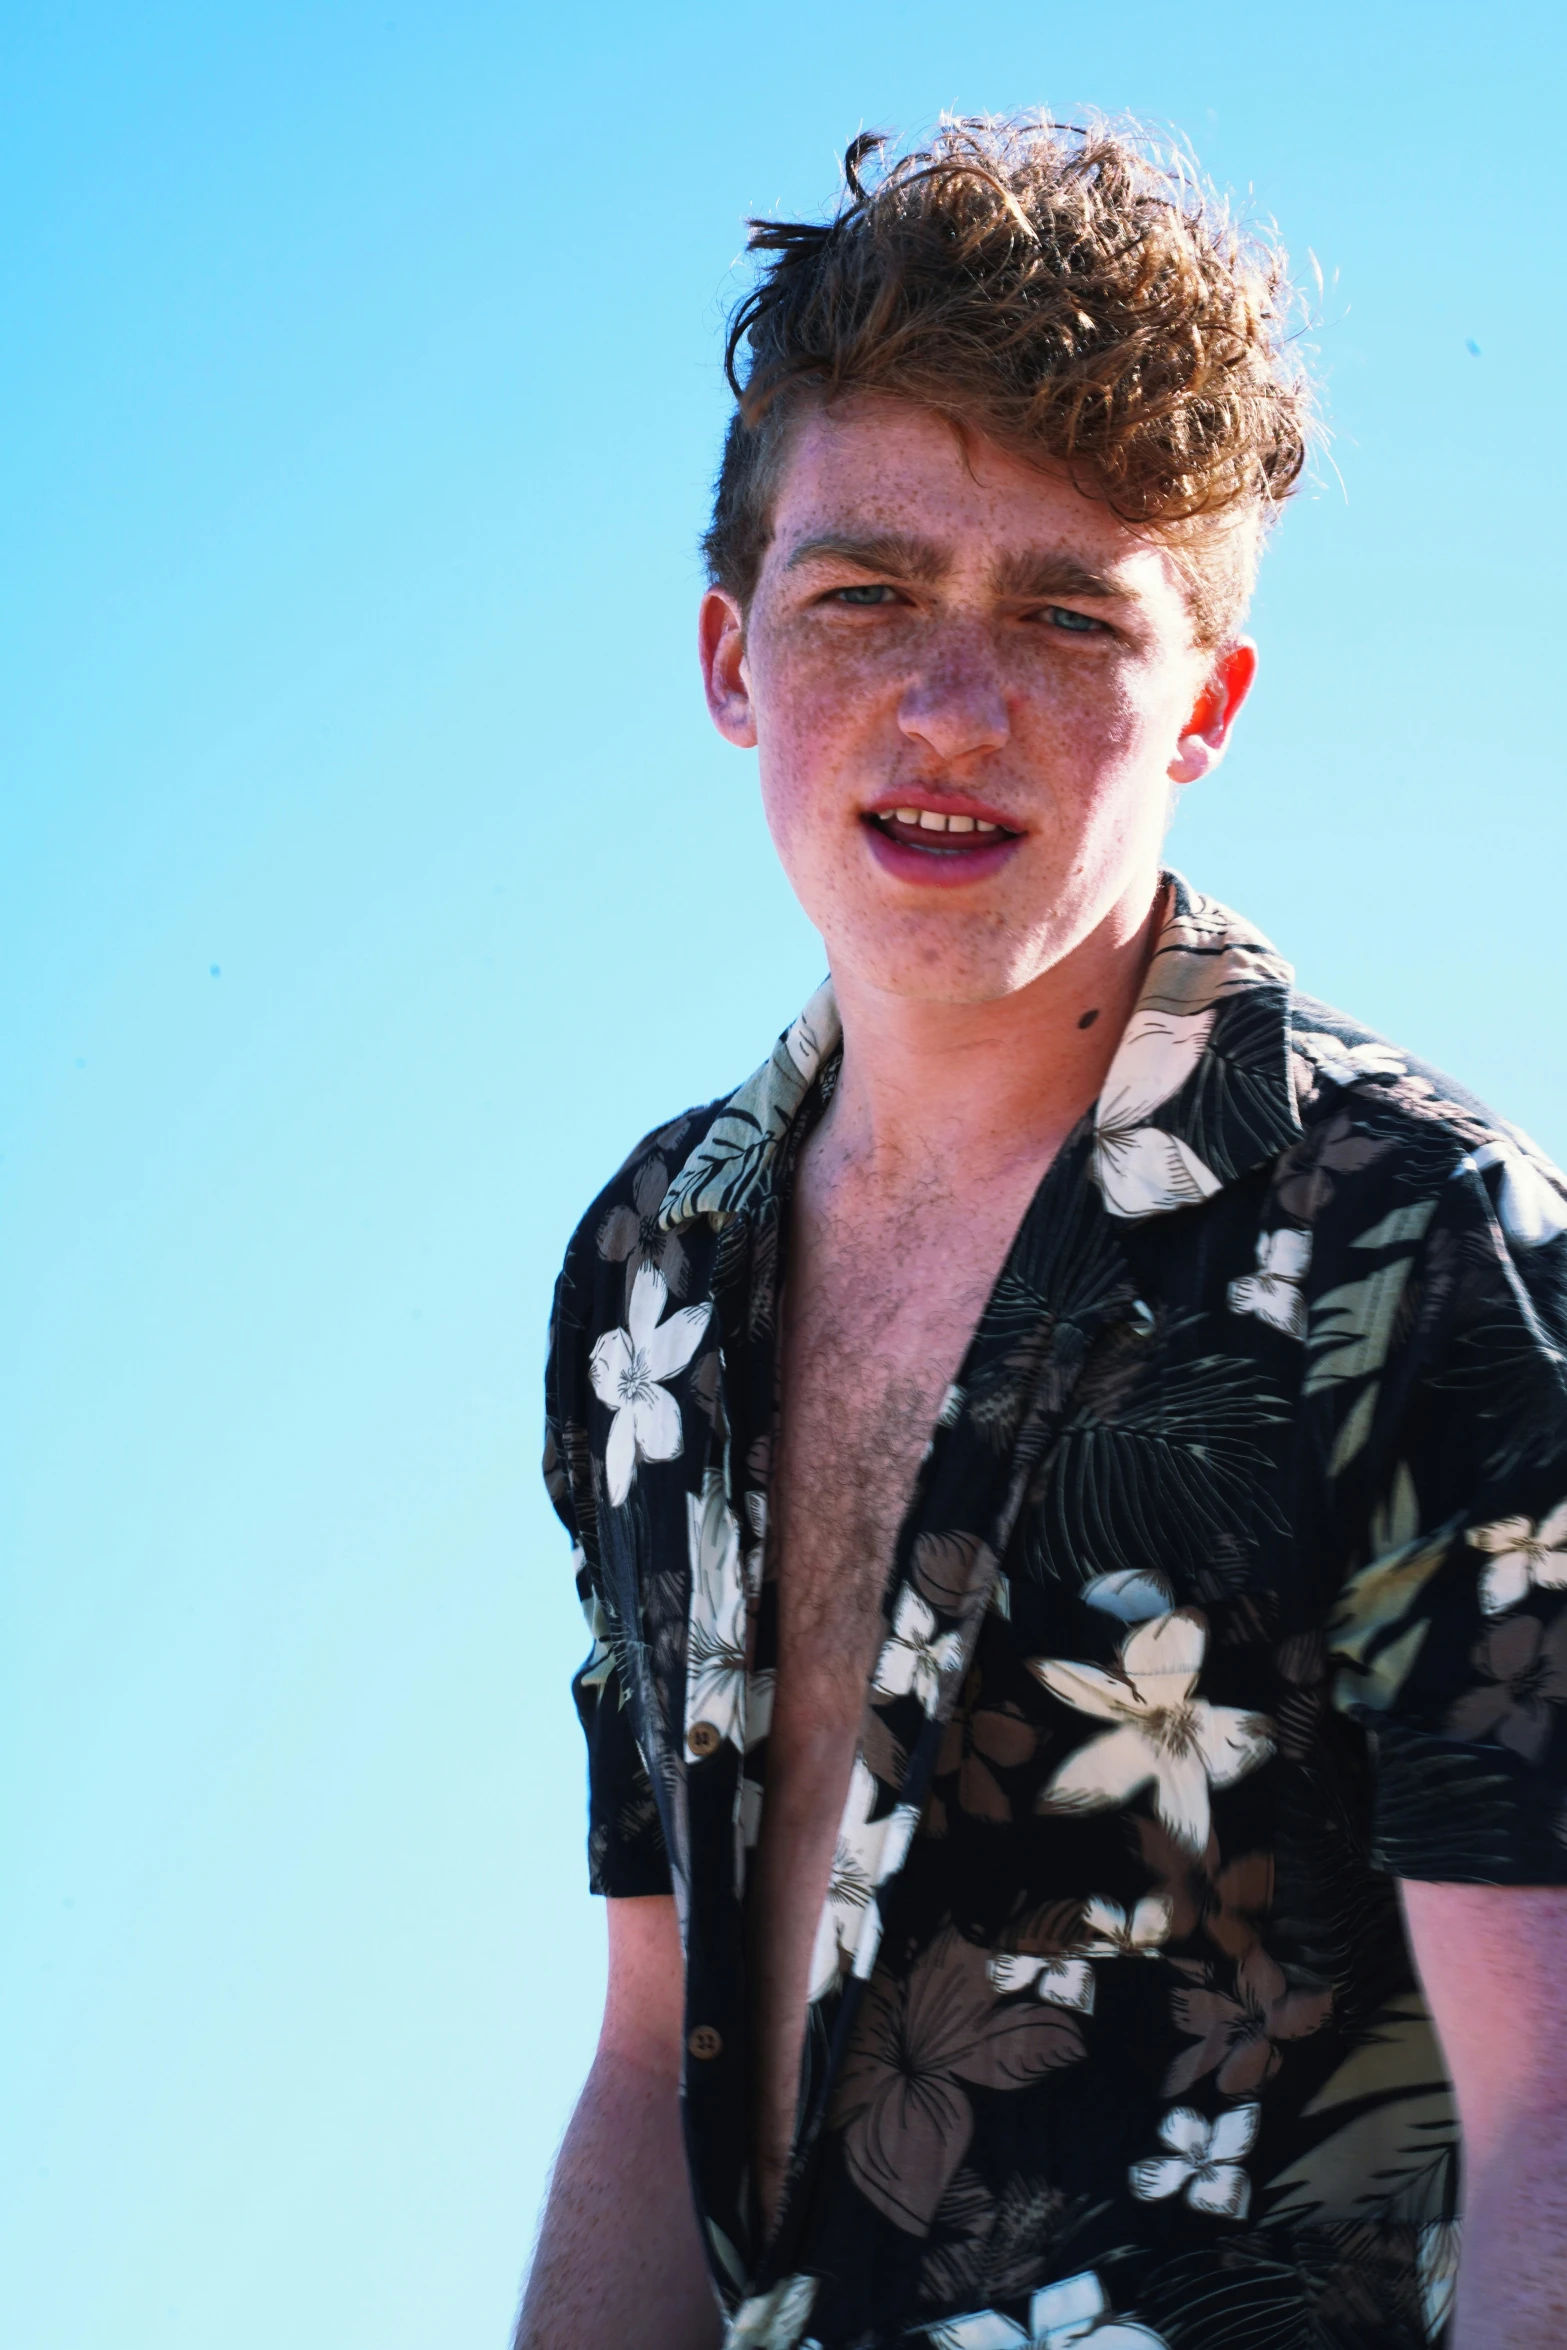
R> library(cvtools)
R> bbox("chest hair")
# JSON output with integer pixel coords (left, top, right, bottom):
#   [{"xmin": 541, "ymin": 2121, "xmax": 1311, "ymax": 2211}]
[{"xmin": 770, "ymin": 1242, "xmax": 994, "ymax": 1708}]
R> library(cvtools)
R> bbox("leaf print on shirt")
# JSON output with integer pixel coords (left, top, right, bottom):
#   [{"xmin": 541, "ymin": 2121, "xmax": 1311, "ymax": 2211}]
[
  {"xmin": 588, "ymin": 1263, "xmax": 711, "ymax": 1507},
  {"xmin": 1091, "ymin": 1008, "xmax": 1224, "ymax": 1220},
  {"xmin": 928, "ymin": 2270, "xmax": 1170, "ymax": 2348},
  {"xmin": 1303, "ymin": 1197, "xmax": 1438, "ymax": 1476},
  {"xmin": 832, "ymin": 1929, "xmax": 1086, "ymax": 2235},
  {"xmin": 1467, "ymin": 1499, "xmax": 1567, "ymax": 1615},
  {"xmin": 875, "ymin": 1588, "xmax": 966, "ymax": 1714},
  {"xmin": 808, "ymin": 1757, "xmax": 921, "ymax": 2002},
  {"xmin": 1030, "ymin": 1612, "xmax": 1274, "ymax": 1854},
  {"xmin": 684, "ymin": 1469, "xmax": 747, "ymax": 1759},
  {"xmin": 1446, "ymin": 1614, "xmax": 1567, "ymax": 1761},
  {"xmin": 1130, "ymin": 2103, "xmax": 1259, "ymax": 2219},
  {"xmin": 1164, "ymin": 1945, "xmax": 1332, "ymax": 2097},
  {"xmin": 1418, "ymin": 2219, "xmax": 1462, "ymax": 2342},
  {"xmin": 1264, "ymin": 1991, "xmax": 1457, "ymax": 2228},
  {"xmin": 1028, "ymin": 1352, "xmax": 1287, "ymax": 1591},
  {"xmin": 1227, "ymin": 1227, "xmax": 1311, "ymax": 1338}
]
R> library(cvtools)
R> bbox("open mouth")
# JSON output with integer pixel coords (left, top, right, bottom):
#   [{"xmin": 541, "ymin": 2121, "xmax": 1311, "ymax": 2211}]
[{"xmin": 866, "ymin": 806, "xmax": 1022, "ymax": 852}]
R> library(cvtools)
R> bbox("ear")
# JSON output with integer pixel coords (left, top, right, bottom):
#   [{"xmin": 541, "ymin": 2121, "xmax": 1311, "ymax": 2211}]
[
  {"xmin": 1167, "ymin": 638, "xmax": 1258, "ymax": 786},
  {"xmin": 699, "ymin": 586, "xmax": 757, "ymax": 748}
]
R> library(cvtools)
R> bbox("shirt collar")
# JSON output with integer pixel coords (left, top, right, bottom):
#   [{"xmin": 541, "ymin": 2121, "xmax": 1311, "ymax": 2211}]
[{"xmin": 658, "ymin": 872, "xmax": 1302, "ymax": 1232}]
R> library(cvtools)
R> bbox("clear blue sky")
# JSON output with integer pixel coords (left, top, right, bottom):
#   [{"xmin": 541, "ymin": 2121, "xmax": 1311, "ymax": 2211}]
[{"xmin": 3, "ymin": 4, "xmax": 1563, "ymax": 2345}]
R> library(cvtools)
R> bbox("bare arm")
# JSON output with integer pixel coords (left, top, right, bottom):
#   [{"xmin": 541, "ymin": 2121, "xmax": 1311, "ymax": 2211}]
[
  {"xmin": 514, "ymin": 1894, "xmax": 723, "ymax": 2350},
  {"xmin": 1401, "ymin": 1881, "xmax": 1567, "ymax": 2349}
]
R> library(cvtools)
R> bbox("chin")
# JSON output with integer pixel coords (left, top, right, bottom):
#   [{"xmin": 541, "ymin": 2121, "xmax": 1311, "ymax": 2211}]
[{"xmin": 824, "ymin": 914, "xmax": 1055, "ymax": 1006}]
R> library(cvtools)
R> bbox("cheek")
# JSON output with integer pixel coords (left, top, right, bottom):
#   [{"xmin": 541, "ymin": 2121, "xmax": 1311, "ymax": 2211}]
[
  {"xmin": 1016, "ymin": 654, "xmax": 1185, "ymax": 794},
  {"xmin": 751, "ymin": 633, "xmax": 889, "ymax": 824}
]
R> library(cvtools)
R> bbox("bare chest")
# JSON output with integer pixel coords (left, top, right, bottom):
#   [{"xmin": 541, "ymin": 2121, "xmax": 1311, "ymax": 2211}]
[
  {"xmin": 771, "ymin": 1248, "xmax": 987, "ymax": 1688},
  {"xmin": 746, "ymin": 1190, "xmax": 1026, "ymax": 2224}
]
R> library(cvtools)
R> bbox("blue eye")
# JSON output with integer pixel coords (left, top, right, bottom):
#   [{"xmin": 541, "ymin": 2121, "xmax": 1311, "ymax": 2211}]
[
  {"xmin": 1045, "ymin": 605, "xmax": 1104, "ymax": 633},
  {"xmin": 832, "ymin": 583, "xmax": 898, "ymax": 605}
]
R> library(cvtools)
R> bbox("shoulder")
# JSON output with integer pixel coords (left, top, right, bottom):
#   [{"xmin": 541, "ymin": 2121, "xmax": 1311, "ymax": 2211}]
[
  {"xmin": 549, "ymin": 1094, "xmax": 732, "ymax": 1340},
  {"xmin": 548, "ymin": 977, "xmax": 841, "ymax": 1351},
  {"xmin": 1287, "ymin": 990, "xmax": 1567, "ymax": 1253}
]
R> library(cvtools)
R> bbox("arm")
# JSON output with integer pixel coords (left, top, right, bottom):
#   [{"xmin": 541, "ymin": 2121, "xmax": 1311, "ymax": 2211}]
[
  {"xmin": 515, "ymin": 1893, "xmax": 723, "ymax": 2350},
  {"xmin": 1401, "ymin": 1881, "xmax": 1567, "ymax": 2348}
]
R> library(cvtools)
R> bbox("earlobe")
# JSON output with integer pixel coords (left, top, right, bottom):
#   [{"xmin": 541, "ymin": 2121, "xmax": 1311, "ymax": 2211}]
[{"xmin": 698, "ymin": 587, "xmax": 758, "ymax": 749}]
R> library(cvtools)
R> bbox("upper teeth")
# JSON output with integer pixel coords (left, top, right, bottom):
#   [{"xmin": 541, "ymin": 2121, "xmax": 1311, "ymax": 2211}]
[{"xmin": 893, "ymin": 808, "xmax": 1000, "ymax": 834}]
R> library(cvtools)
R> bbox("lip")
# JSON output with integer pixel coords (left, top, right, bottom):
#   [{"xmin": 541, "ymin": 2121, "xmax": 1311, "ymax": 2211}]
[
  {"xmin": 861, "ymin": 817, "xmax": 1024, "ymax": 889},
  {"xmin": 858, "ymin": 789, "xmax": 1026, "ymax": 888}
]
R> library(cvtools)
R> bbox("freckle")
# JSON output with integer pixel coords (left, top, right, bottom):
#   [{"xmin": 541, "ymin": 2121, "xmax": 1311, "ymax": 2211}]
[{"xmin": 1078, "ymin": 1008, "xmax": 1100, "ymax": 1030}]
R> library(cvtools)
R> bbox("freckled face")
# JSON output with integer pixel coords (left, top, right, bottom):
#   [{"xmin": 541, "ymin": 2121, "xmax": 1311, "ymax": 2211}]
[{"xmin": 707, "ymin": 397, "xmax": 1229, "ymax": 1005}]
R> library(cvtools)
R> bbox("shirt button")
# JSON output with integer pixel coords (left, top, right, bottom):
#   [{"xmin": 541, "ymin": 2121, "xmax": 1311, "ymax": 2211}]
[
  {"xmin": 1127, "ymin": 1298, "xmax": 1157, "ymax": 1338},
  {"xmin": 687, "ymin": 1721, "xmax": 722, "ymax": 1758},
  {"xmin": 687, "ymin": 2025, "xmax": 723, "ymax": 2061}
]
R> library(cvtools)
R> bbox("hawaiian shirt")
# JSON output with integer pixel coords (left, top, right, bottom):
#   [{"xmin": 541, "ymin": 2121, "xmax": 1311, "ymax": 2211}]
[{"xmin": 542, "ymin": 874, "xmax": 1567, "ymax": 2350}]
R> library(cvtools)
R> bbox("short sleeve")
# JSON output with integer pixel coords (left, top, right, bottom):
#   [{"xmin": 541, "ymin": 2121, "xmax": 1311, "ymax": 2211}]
[
  {"xmin": 544, "ymin": 1263, "xmax": 673, "ymax": 1901},
  {"xmin": 1329, "ymin": 1149, "xmax": 1567, "ymax": 1883}
]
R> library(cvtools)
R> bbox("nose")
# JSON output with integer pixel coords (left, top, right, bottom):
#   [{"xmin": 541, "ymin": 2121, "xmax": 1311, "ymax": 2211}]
[{"xmin": 896, "ymin": 626, "xmax": 1011, "ymax": 763}]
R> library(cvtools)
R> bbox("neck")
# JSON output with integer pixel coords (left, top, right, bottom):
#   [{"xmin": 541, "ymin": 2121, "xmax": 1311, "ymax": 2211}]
[{"xmin": 821, "ymin": 876, "xmax": 1165, "ymax": 1189}]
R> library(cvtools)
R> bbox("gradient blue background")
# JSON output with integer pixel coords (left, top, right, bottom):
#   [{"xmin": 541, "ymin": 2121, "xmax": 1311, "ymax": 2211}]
[{"xmin": 4, "ymin": 4, "xmax": 1563, "ymax": 2344}]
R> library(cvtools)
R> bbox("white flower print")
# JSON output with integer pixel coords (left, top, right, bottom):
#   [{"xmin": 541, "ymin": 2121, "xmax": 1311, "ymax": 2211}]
[
  {"xmin": 725, "ymin": 2271, "xmax": 819, "ymax": 2349},
  {"xmin": 1081, "ymin": 1570, "xmax": 1174, "ymax": 1625},
  {"xmin": 1092, "ymin": 1008, "xmax": 1224, "ymax": 1221},
  {"xmin": 929, "ymin": 2268, "xmax": 1170, "ymax": 2348},
  {"xmin": 1468, "ymin": 1499, "xmax": 1567, "ymax": 1616},
  {"xmin": 743, "ymin": 1487, "xmax": 768, "ymax": 1601},
  {"xmin": 588, "ymin": 1263, "xmax": 711, "ymax": 1507},
  {"xmin": 1228, "ymin": 1227, "xmax": 1311, "ymax": 1338},
  {"xmin": 1469, "ymin": 1137, "xmax": 1567, "ymax": 1250},
  {"xmin": 873, "ymin": 1587, "xmax": 965, "ymax": 1713},
  {"xmin": 1030, "ymin": 1612, "xmax": 1274, "ymax": 1854},
  {"xmin": 1079, "ymin": 1894, "xmax": 1173, "ymax": 1958},
  {"xmin": 685, "ymin": 1470, "xmax": 747, "ymax": 1759},
  {"xmin": 1296, "ymin": 1032, "xmax": 1408, "ymax": 1090},
  {"xmin": 807, "ymin": 1757, "xmax": 920, "ymax": 2002},
  {"xmin": 1130, "ymin": 2102, "xmax": 1259, "ymax": 2219},
  {"xmin": 988, "ymin": 1952, "xmax": 1096, "ymax": 2014},
  {"xmin": 576, "ymin": 1574, "xmax": 616, "ymax": 1695}
]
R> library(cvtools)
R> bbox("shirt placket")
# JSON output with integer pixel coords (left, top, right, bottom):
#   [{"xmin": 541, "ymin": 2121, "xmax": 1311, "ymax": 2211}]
[{"xmin": 678, "ymin": 1190, "xmax": 791, "ymax": 2293}]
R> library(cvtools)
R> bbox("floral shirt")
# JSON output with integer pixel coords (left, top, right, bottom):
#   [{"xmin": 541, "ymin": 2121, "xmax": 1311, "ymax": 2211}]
[{"xmin": 542, "ymin": 875, "xmax": 1567, "ymax": 2350}]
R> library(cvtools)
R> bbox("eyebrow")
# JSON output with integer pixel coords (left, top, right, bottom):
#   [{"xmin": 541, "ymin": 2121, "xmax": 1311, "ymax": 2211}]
[
  {"xmin": 783, "ymin": 531, "xmax": 1130, "ymax": 604},
  {"xmin": 990, "ymin": 549, "xmax": 1128, "ymax": 603},
  {"xmin": 784, "ymin": 530, "xmax": 948, "ymax": 582}
]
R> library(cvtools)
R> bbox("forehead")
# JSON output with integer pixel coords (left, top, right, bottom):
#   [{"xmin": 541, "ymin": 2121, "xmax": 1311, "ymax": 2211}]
[{"xmin": 766, "ymin": 393, "xmax": 1185, "ymax": 602}]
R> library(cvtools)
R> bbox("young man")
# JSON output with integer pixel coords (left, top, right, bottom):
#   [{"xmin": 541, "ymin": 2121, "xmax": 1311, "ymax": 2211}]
[{"xmin": 517, "ymin": 120, "xmax": 1567, "ymax": 2350}]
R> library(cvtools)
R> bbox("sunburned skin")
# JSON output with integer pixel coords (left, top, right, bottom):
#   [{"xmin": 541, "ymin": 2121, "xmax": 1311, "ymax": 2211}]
[{"xmin": 698, "ymin": 391, "xmax": 1255, "ymax": 2239}]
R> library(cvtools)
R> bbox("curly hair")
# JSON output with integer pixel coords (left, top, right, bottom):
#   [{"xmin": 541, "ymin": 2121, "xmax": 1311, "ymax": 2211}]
[{"xmin": 704, "ymin": 116, "xmax": 1313, "ymax": 645}]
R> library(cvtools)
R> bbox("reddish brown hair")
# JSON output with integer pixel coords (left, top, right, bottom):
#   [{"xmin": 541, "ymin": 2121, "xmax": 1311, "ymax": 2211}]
[{"xmin": 704, "ymin": 116, "xmax": 1313, "ymax": 644}]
